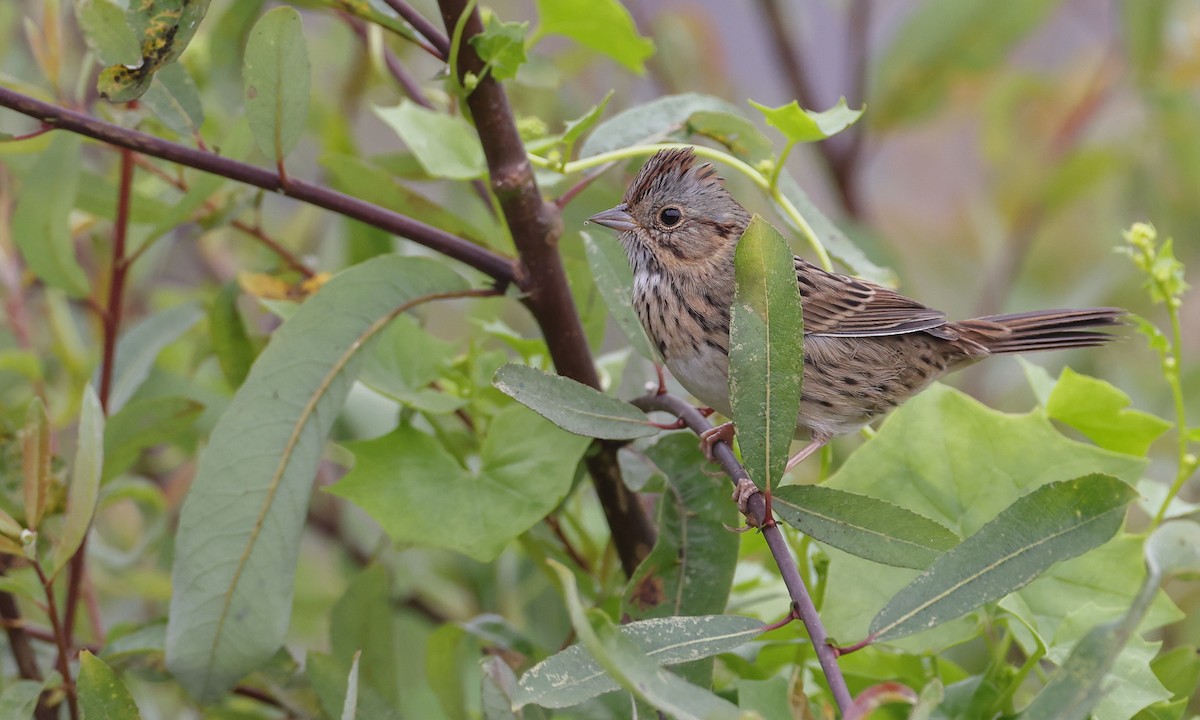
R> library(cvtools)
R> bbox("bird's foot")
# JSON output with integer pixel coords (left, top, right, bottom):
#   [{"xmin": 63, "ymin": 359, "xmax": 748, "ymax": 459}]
[
  {"xmin": 699, "ymin": 421, "xmax": 735, "ymax": 460},
  {"xmin": 732, "ymin": 477, "xmax": 759, "ymax": 514}
]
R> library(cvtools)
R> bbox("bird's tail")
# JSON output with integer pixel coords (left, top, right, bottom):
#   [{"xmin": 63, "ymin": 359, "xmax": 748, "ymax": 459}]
[{"xmin": 953, "ymin": 308, "xmax": 1126, "ymax": 354}]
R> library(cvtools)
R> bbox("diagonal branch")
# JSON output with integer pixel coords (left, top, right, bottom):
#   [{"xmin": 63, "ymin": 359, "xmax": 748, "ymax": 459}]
[
  {"xmin": 632, "ymin": 392, "xmax": 853, "ymax": 716},
  {"xmin": 0, "ymin": 87, "xmax": 516, "ymax": 286},
  {"xmin": 381, "ymin": 0, "xmax": 451, "ymax": 59},
  {"xmin": 436, "ymin": 0, "xmax": 656, "ymax": 577}
]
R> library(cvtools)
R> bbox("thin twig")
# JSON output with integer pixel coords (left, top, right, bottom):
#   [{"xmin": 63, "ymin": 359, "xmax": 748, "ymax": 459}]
[
  {"xmin": 631, "ymin": 393, "xmax": 853, "ymax": 715},
  {"xmin": 380, "ymin": 0, "xmax": 451, "ymax": 59},
  {"xmin": 437, "ymin": 0, "xmax": 656, "ymax": 576},
  {"xmin": 0, "ymin": 87, "xmax": 517, "ymax": 286},
  {"xmin": 34, "ymin": 563, "xmax": 78, "ymax": 720}
]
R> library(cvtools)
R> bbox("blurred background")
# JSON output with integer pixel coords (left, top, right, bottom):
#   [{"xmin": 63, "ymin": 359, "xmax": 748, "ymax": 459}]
[{"xmin": 3, "ymin": 0, "xmax": 1200, "ymax": 715}]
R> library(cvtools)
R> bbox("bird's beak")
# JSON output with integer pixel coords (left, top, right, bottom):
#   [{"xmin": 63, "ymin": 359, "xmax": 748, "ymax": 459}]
[{"xmin": 587, "ymin": 204, "xmax": 637, "ymax": 233}]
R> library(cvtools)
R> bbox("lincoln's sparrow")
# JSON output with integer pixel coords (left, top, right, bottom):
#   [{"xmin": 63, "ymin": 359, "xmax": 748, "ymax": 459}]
[{"xmin": 589, "ymin": 148, "xmax": 1123, "ymax": 506}]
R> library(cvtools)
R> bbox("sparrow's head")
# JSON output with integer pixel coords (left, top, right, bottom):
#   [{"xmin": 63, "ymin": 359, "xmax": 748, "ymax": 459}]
[{"xmin": 588, "ymin": 147, "xmax": 750, "ymax": 273}]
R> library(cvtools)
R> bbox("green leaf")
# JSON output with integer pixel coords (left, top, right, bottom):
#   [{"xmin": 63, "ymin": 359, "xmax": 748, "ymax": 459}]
[
  {"xmin": 332, "ymin": 566, "xmax": 398, "ymax": 707},
  {"xmin": 773, "ymin": 485, "xmax": 959, "ymax": 570},
  {"xmin": 582, "ymin": 93, "xmax": 739, "ymax": 158},
  {"xmin": 493, "ymin": 363, "xmax": 656, "ymax": 440},
  {"xmin": 622, "ymin": 435, "xmax": 738, "ymax": 622},
  {"xmin": 750, "ymin": 97, "xmax": 864, "ymax": 144},
  {"xmin": 481, "ymin": 656, "xmax": 519, "ymax": 720},
  {"xmin": 243, "ymin": 6, "xmax": 310, "ymax": 163},
  {"xmin": 819, "ymin": 384, "xmax": 1147, "ymax": 650},
  {"xmin": 209, "ymin": 282, "xmax": 257, "ymax": 388},
  {"xmin": 330, "ymin": 405, "xmax": 590, "ymax": 562},
  {"xmin": 1046, "ymin": 368, "xmax": 1172, "ymax": 456},
  {"xmin": 533, "ymin": 0, "xmax": 654, "ymax": 74},
  {"xmin": 74, "ymin": 0, "xmax": 141, "ymax": 65},
  {"xmin": 515, "ymin": 612, "xmax": 763, "ymax": 709},
  {"xmin": 373, "ymin": 102, "xmax": 487, "ymax": 180},
  {"xmin": 78, "ymin": 651, "xmax": 141, "ymax": 719},
  {"xmin": 541, "ymin": 562, "xmax": 745, "ymax": 719},
  {"xmin": 360, "ymin": 314, "xmax": 464, "ymax": 414},
  {"xmin": 102, "ymin": 302, "xmax": 203, "ymax": 414},
  {"xmin": 868, "ymin": 474, "xmax": 1137, "ymax": 642},
  {"xmin": 12, "ymin": 133, "xmax": 89, "ymax": 297},
  {"xmin": 686, "ymin": 109, "xmax": 775, "ymax": 165},
  {"xmin": 142, "ymin": 61, "xmax": 205, "ymax": 136},
  {"xmin": 469, "ymin": 14, "xmax": 528, "ymax": 81},
  {"xmin": 730, "ymin": 215, "xmax": 804, "ymax": 493},
  {"xmin": 561, "ymin": 90, "xmax": 614, "ymax": 151},
  {"xmin": 103, "ymin": 396, "xmax": 203, "ymax": 483},
  {"xmin": 870, "ymin": 0, "xmax": 1063, "ymax": 128},
  {"xmin": 97, "ymin": 0, "xmax": 211, "ymax": 102},
  {"xmin": 581, "ymin": 230, "xmax": 657, "ymax": 361},
  {"xmin": 0, "ymin": 680, "xmax": 45, "ymax": 719},
  {"xmin": 51, "ymin": 386, "xmax": 105, "ymax": 578},
  {"xmin": 737, "ymin": 677, "xmax": 793, "ymax": 719},
  {"xmin": 23, "ymin": 397, "xmax": 51, "ymax": 530},
  {"xmin": 166, "ymin": 255, "xmax": 468, "ymax": 701}
]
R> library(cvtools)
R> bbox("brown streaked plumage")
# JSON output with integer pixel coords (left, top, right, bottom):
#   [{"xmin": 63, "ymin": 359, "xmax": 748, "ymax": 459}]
[{"xmin": 589, "ymin": 147, "xmax": 1124, "ymax": 505}]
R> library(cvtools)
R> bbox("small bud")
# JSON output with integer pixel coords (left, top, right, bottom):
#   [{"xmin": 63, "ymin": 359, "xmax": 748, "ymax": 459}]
[
  {"xmin": 463, "ymin": 71, "xmax": 479, "ymax": 91},
  {"xmin": 1124, "ymin": 222, "xmax": 1157, "ymax": 252},
  {"xmin": 1183, "ymin": 453, "xmax": 1197, "ymax": 470},
  {"xmin": 1170, "ymin": 297, "xmax": 1183, "ymax": 309},
  {"xmin": 755, "ymin": 159, "xmax": 775, "ymax": 177},
  {"xmin": 1164, "ymin": 356, "xmax": 1177, "ymax": 370}
]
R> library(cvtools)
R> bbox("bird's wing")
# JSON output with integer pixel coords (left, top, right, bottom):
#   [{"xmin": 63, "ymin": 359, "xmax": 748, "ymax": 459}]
[{"xmin": 795, "ymin": 257, "xmax": 954, "ymax": 338}]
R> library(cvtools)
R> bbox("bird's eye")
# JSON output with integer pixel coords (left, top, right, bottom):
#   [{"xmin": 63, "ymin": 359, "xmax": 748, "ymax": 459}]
[{"xmin": 659, "ymin": 206, "xmax": 683, "ymax": 227}]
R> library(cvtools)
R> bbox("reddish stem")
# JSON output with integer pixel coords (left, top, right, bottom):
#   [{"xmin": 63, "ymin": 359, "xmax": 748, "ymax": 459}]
[{"xmin": 34, "ymin": 563, "xmax": 78, "ymax": 720}]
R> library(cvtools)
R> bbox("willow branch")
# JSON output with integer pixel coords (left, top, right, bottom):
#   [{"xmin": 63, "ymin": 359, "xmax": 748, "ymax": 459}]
[
  {"xmin": 632, "ymin": 392, "xmax": 853, "ymax": 715},
  {"xmin": 0, "ymin": 87, "xmax": 517, "ymax": 286},
  {"xmin": 437, "ymin": 0, "xmax": 656, "ymax": 576}
]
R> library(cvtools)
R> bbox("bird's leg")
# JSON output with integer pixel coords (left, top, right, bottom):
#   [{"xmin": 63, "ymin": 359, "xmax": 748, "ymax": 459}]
[
  {"xmin": 784, "ymin": 436, "xmax": 829, "ymax": 474},
  {"xmin": 654, "ymin": 363, "xmax": 668, "ymax": 395},
  {"xmin": 699, "ymin": 421, "xmax": 735, "ymax": 461}
]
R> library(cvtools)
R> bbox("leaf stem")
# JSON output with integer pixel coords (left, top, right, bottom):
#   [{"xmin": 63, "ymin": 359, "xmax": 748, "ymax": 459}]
[
  {"xmin": 531, "ymin": 142, "xmax": 834, "ymax": 270},
  {"xmin": 1152, "ymin": 294, "xmax": 1193, "ymax": 526},
  {"xmin": 34, "ymin": 562, "xmax": 78, "ymax": 720}
]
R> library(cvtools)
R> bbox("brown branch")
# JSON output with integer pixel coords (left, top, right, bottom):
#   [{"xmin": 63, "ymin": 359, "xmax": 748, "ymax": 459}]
[
  {"xmin": 0, "ymin": 87, "xmax": 517, "ymax": 286},
  {"xmin": 632, "ymin": 393, "xmax": 853, "ymax": 716},
  {"xmin": 380, "ymin": 0, "xmax": 451, "ymax": 59},
  {"xmin": 34, "ymin": 563, "xmax": 77, "ymax": 720},
  {"xmin": 437, "ymin": 0, "xmax": 656, "ymax": 577}
]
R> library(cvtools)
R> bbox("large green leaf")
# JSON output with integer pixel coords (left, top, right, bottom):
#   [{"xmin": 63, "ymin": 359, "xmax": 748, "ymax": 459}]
[
  {"xmin": 773, "ymin": 485, "xmax": 959, "ymax": 569},
  {"xmin": 165, "ymin": 255, "xmax": 468, "ymax": 701},
  {"xmin": 729, "ymin": 215, "xmax": 804, "ymax": 493},
  {"xmin": 1046, "ymin": 368, "xmax": 1172, "ymax": 456},
  {"xmin": 622, "ymin": 434, "xmax": 738, "ymax": 620},
  {"xmin": 243, "ymin": 6, "xmax": 310, "ymax": 163},
  {"xmin": 373, "ymin": 102, "xmax": 486, "ymax": 180},
  {"xmin": 103, "ymin": 395, "xmax": 202, "ymax": 483},
  {"xmin": 12, "ymin": 133, "xmax": 89, "ymax": 297},
  {"xmin": 532, "ymin": 0, "xmax": 654, "ymax": 74},
  {"xmin": 78, "ymin": 651, "xmax": 141, "ymax": 719},
  {"xmin": 867, "ymin": 474, "xmax": 1136, "ymax": 642},
  {"xmin": 359, "ymin": 314, "xmax": 464, "ymax": 414},
  {"xmin": 329, "ymin": 404, "xmax": 590, "ymax": 562},
  {"xmin": 581, "ymin": 93, "xmax": 739, "ymax": 158},
  {"xmin": 820, "ymin": 384, "xmax": 1147, "ymax": 651},
  {"xmin": 492, "ymin": 363, "xmax": 657, "ymax": 440}
]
